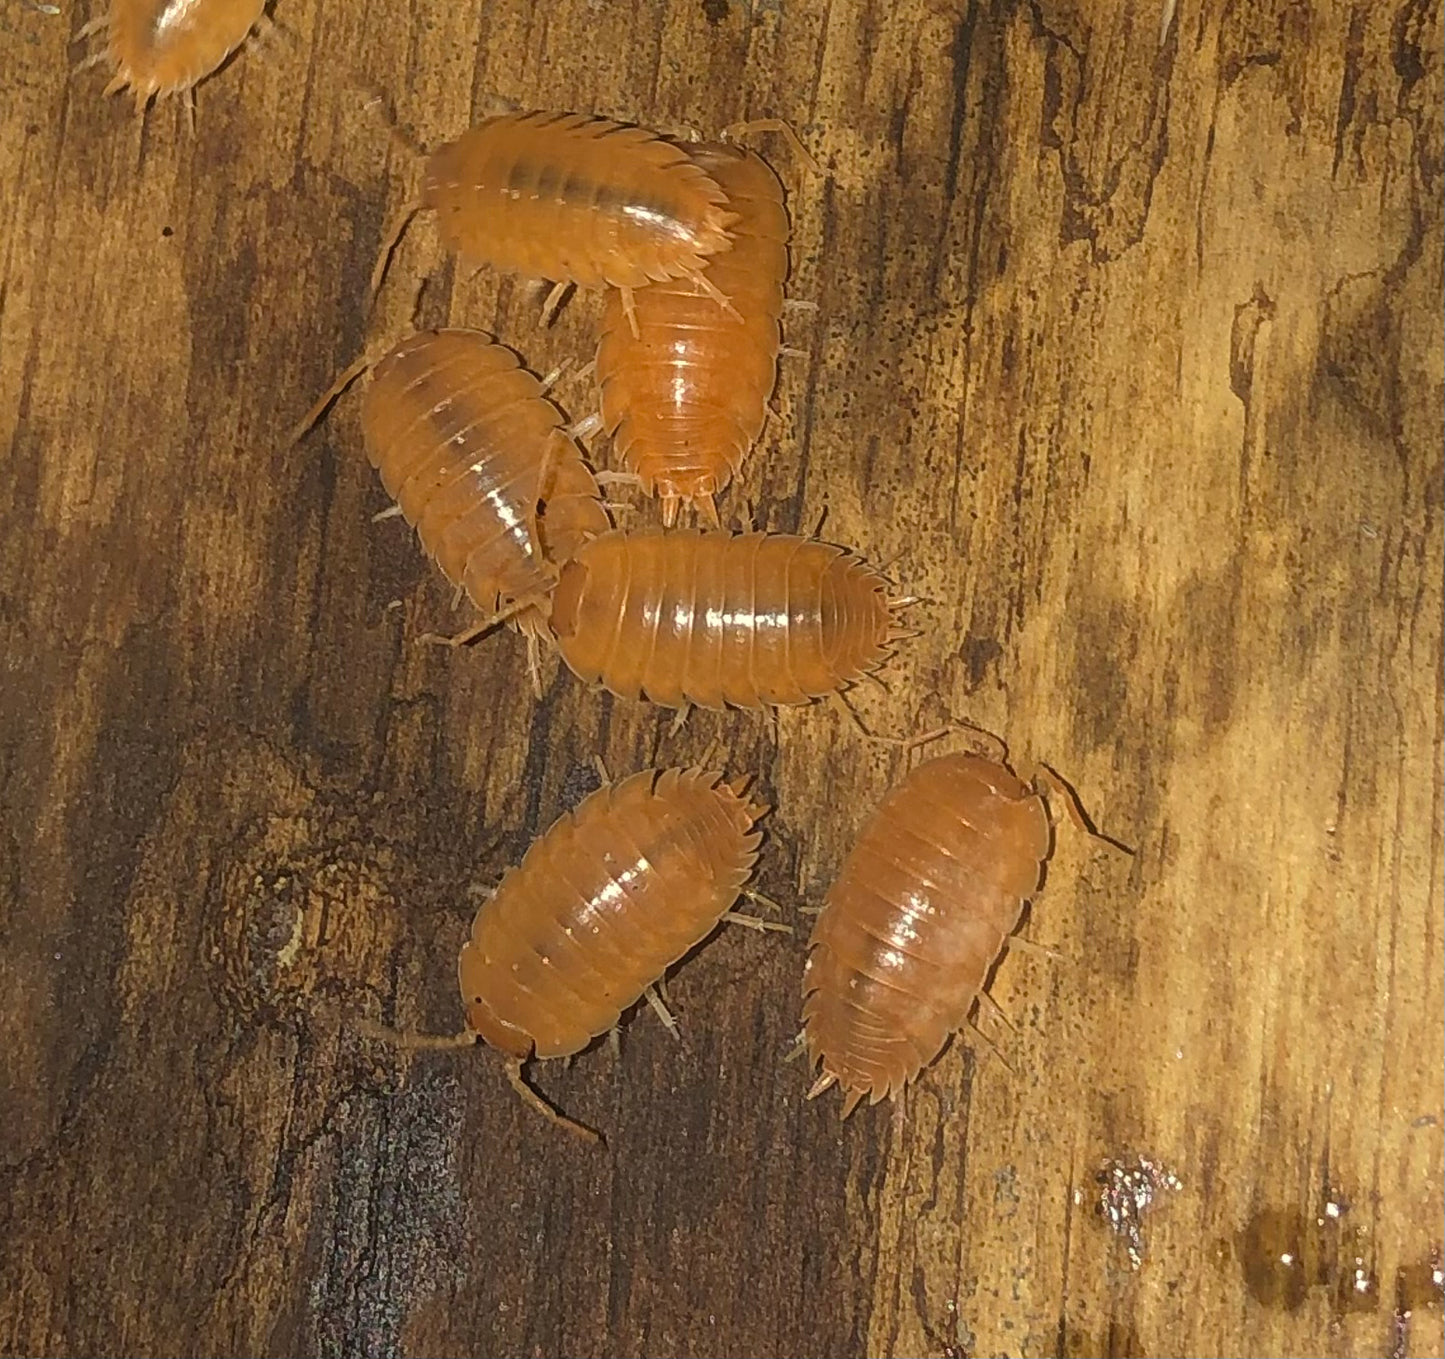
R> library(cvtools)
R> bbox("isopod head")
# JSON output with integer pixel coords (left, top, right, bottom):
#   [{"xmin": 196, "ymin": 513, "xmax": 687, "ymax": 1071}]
[{"xmin": 458, "ymin": 983, "xmax": 533, "ymax": 1060}]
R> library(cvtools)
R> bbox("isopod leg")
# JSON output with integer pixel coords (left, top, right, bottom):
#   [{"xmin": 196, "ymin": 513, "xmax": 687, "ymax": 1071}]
[
  {"xmin": 538, "ymin": 356, "xmax": 573, "ymax": 393},
  {"xmin": 354, "ymin": 1018, "xmax": 478, "ymax": 1050},
  {"xmin": 505, "ymin": 1058, "xmax": 603, "ymax": 1145},
  {"xmin": 1004, "ymin": 934, "xmax": 1063, "ymax": 963},
  {"xmin": 976, "ymin": 988, "xmax": 1016, "ymax": 1031},
  {"xmin": 720, "ymin": 118, "xmax": 822, "ymax": 176},
  {"xmin": 866, "ymin": 721, "xmax": 1005, "ymax": 762},
  {"xmin": 73, "ymin": 14, "xmax": 108, "ymax": 38},
  {"xmin": 619, "ymin": 286, "xmax": 640, "ymax": 339},
  {"xmin": 369, "ymin": 200, "xmax": 420, "ymax": 299},
  {"xmin": 1032, "ymin": 763, "xmax": 1135, "ymax": 855},
  {"xmin": 761, "ymin": 705, "xmax": 779, "ymax": 743},
  {"xmin": 900, "ymin": 724, "xmax": 958, "ymax": 753},
  {"xmin": 693, "ymin": 737, "xmax": 723, "ymax": 770},
  {"xmin": 687, "ymin": 267, "xmax": 742, "ymax": 323},
  {"xmin": 722, "ymin": 910, "xmax": 792, "ymax": 935},
  {"xmin": 668, "ymin": 492, "xmax": 718, "ymax": 528},
  {"xmin": 725, "ymin": 888, "xmax": 791, "ymax": 934},
  {"xmin": 966, "ymin": 1019, "xmax": 1017, "ymax": 1075},
  {"xmin": 289, "ymin": 344, "xmax": 386, "ymax": 444},
  {"xmin": 539, "ymin": 280, "xmax": 573, "ymax": 327},
  {"xmin": 417, "ymin": 596, "xmax": 531, "ymax": 648},
  {"xmin": 643, "ymin": 985, "xmax": 680, "ymax": 1039},
  {"xmin": 594, "ymin": 469, "xmax": 643, "ymax": 488},
  {"xmin": 806, "ymin": 1072, "xmax": 837, "ymax": 1100}
]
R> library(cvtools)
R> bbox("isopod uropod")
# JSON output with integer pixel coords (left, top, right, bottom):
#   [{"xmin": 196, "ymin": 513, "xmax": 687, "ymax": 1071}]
[
  {"xmin": 459, "ymin": 766, "xmax": 768, "ymax": 1139},
  {"xmin": 76, "ymin": 0, "xmax": 270, "ymax": 112},
  {"xmin": 548, "ymin": 528, "xmax": 912, "ymax": 711},
  {"xmin": 801, "ymin": 751, "xmax": 1053, "ymax": 1114},
  {"xmin": 594, "ymin": 141, "xmax": 789, "ymax": 525},
  {"xmin": 355, "ymin": 328, "xmax": 611, "ymax": 680},
  {"xmin": 388, "ymin": 112, "xmax": 740, "ymax": 332}
]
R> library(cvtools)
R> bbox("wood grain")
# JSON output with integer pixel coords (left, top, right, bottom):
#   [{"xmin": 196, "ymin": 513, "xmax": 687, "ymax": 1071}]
[{"xmin": 1, "ymin": 1, "xmax": 1440, "ymax": 1356}]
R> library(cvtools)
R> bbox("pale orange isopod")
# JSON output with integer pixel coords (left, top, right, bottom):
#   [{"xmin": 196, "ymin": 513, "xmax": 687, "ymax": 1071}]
[
  {"xmin": 801, "ymin": 752, "xmax": 1053, "ymax": 1114},
  {"xmin": 594, "ymin": 142, "xmax": 788, "ymax": 525},
  {"xmin": 459, "ymin": 766, "xmax": 768, "ymax": 1140},
  {"xmin": 75, "ymin": 0, "xmax": 271, "ymax": 112},
  {"xmin": 381, "ymin": 112, "xmax": 740, "ymax": 332},
  {"xmin": 348, "ymin": 328, "xmax": 610, "ymax": 679},
  {"xmin": 548, "ymin": 529, "xmax": 912, "ymax": 711}
]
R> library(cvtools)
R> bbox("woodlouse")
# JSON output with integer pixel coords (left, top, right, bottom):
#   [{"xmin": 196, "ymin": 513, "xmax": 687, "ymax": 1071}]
[
  {"xmin": 801, "ymin": 751, "xmax": 1054, "ymax": 1114},
  {"xmin": 457, "ymin": 766, "xmax": 769, "ymax": 1140},
  {"xmin": 300, "ymin": 327, "xmax": 611, "ymax": 683},
  {"xmin": 548, "ymin": 528, "xmax": 912, "ymax": 711},
  {"xmin": 75, "ymin": 0, "xmax": 270, "ymax": 112},
  {"xmin": 594, "ymin": 141, "xmax": 788, "ymax": 525},
  {"xmin": 380, "ymin": 112, "xmax": 740, "ymax": 332}
]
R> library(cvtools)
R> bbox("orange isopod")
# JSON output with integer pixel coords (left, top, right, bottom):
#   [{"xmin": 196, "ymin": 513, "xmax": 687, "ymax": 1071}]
[
  {"xmin": 358, "ymin": 328, "xmax": 611, "ymax": 677},
  {"xmin": 548, "ymin": 529, "xmax": 911, "ymax": 711},
  {"xmin": 459, "ymin": 766, "xmax": 767, "ymax": 1138},
  {"xmin": 801, "ymin": 752, "xmax": 1053, "ymax": 1114},
  {"xmin": 413, "ymin": 112, "xmax": 739, "ymax": 328},
  {"xmin": 76, "ymin": 0, "xmax": 270, "ymax": 112},
  {"xmin": 594, "ymin": 142, "xmax": 788, "ymax": 525}
]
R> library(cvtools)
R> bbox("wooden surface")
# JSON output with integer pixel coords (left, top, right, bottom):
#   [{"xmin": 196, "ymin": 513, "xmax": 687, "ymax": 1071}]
[{"xmin": 1, "ymin": 1, "xmax": 1441, "ymax": 1356}]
